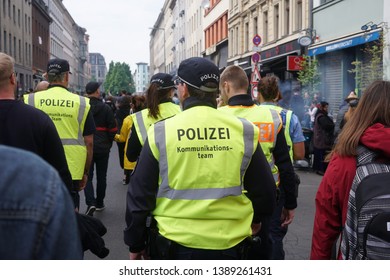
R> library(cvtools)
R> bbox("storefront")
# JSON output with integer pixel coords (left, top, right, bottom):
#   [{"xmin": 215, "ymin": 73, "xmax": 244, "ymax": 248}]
[{"xmin": 308, "ymin": 29, "xmax": 381, "ymax": 115}]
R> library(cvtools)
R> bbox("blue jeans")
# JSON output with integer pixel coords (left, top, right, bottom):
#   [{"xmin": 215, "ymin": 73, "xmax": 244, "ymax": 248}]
[
  {"xmin": 84, "ymin": 152, "xmax": 110, "ymax": 207},
  {"xmin": 269, "ymin": 189, "xmax": 288, "ymax": 260}
]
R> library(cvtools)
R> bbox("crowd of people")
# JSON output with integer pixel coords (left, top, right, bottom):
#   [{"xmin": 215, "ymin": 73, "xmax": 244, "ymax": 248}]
[{"xmin": 1, "ymin": 50, "xmax": 390, "ymax": 260}]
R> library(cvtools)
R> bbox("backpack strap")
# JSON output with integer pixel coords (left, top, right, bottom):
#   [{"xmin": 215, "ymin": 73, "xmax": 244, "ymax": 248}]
[{"xmin": 356, "ymin": 145, "xmax": 377, "ymax": 166}]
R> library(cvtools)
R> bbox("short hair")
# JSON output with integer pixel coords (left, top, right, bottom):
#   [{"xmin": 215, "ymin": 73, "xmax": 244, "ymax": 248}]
[
  {"xmin": 257, "ymin": 76, "xmax": 280, "ymax": 101},
  {"xmin": 187, "ymin": 82, "xmax": 218, "ymax": 107},
  {"xmin": 220, "ymin": 65, "xmax": 249, "ymax": 91},
  {"xmin": 0, "ymin": 52, "xmax": 14, "ymax": 89}
]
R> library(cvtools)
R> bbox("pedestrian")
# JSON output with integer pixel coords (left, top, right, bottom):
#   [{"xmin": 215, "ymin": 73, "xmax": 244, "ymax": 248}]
[
  {"xmin": 0, "ymin": 145, "xmax": 83, "ymax": 259},
  {"xmin": 334, "ymin": 91, "xmax": 359, "ymax": 137},
  {"xmin": 84, "ymin": 81, "xmax": 117, "ymax": 216},
  {"xmin": 34, "ymin": 80, "xmax": 49, "ymax": 92},
  {"xmin": 219, "ymin": 66, "xmax": 294, "ymax": 260},
  {"xmin": 114, "ymin": 94, "xmax": 132, "ymax": 182},
  {"xmin": 0, "ymin": 52, "xmax": 73, "ymax": 194},
  {"xmin": 257, "ymin": 75, "xmax": 305, "ymax": 260},
  {"xmin": 24, "ymin": 58, "xmax": 96, "ymax": 210},
  {"xmin": 310, "ymin": 80, "xmax": 390, "ymax": 259},
  {"xmin": 114, "ymin": 95, "xmax": 147, "ymax": 184},
  {"xmin": 312, "ymin": 101, "xmax": 334, "ymax": 175},
  {"xmin": 126, "ymin": 73, "xmax": 181, "ymax": 162},
  {"xmin": 124, "ymin": 57, "xmax": 276, "ymax": 260}
]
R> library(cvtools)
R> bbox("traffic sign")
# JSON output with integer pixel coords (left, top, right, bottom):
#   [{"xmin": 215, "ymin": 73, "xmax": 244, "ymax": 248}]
[
  {"xmin": 252, "ymin": 46, "xmax": 261, "ymax": 52},
  {"xmin": 253, "ymin": 34, "xmax": 262, "ymax": 46},
  {"xmin": 251, "ymin": 66, "xmax": 261, "ymax": 85},
  {"xmin": 252, "ymin": 53, "xmax": 260, "ymax": 63},
  {"xmin": 251, "ymin": 85, "xmax": 258, "ymax": 99}
]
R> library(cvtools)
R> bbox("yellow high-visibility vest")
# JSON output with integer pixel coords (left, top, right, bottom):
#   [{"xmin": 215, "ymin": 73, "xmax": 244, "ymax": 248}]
[
  {"xmin": 148, "ymin": 106, "xmax": 259, "ymax": 250},
  {"xmin": 25, "ymin": 87, "xmax": 90, "ymax": 180},
  {"xmin": 219, "ymin": 104, "xmax": 282, "ymax": 185},
  {"xmin": 131, "ymin": 102, "xmax": 181, "ymax": 146}
]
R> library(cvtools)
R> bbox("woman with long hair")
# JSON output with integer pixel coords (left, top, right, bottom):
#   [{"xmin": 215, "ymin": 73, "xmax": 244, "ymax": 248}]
[
  {"xmin": 126, "ymin": 73, "xmax": 181, "ymax": 162},
  {"xmin": 311, "ymin": 80, "xmax": 390, "ymax": 259},
  {"xmin": 114, "ymin": 95, "xmax": 147, "ymax": 184}
]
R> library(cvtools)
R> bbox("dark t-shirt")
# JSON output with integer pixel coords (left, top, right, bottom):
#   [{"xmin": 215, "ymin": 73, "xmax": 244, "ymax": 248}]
[{"xmin": 0, "ymin": 99, "xmax": 73, "ymax": 192}]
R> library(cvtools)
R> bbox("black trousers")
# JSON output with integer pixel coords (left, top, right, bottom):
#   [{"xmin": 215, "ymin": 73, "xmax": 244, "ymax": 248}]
[{"xmin": 150, "ymin": 233, "xmax": 247, "ymax": 260}]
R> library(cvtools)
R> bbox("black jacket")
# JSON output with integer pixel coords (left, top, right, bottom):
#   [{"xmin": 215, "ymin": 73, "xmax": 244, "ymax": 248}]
[{"xmin": 89, "ymin": 97, "xmax": 117, "ymax": 154}]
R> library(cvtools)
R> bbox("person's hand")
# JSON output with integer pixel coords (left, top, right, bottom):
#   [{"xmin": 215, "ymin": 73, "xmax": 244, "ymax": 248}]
[
  {"xmin": 129, "ymin": 249, "xmax": 149, "ymax": 260},
  {"xmin": 251, "ymin": 222, "xmax": 262, "ymax": 235},
  {"xmin": 281, "ymin": 208, "xmax": 295, "ymax": 228},
  {"xmin": 78, "ymin": 174, "xmax": 88, "ymax": 191}
]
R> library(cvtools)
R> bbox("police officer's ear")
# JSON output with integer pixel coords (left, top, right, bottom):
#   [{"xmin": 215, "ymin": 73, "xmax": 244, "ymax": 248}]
[
  {"xmin": 42, "ymin": 72, "xmax": 48, "ymax": 81},
  {"xmin": 181, "ymin": 83, "xmax": 190, "ymax": 100}
]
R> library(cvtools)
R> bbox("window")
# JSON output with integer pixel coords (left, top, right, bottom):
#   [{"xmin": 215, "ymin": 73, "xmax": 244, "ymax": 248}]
[
  {"xmin": 245, "ymin": 21, "xmax": 249, "ymax": 52},
  {"xmin": 274, "ymin": 4, "xmax": 279, "ymax": 40},
  {"xmin": 2, "ymin": 0, "xmax": 5, "ymax": 17},
  {"xmin": 13, "ymin": 5, "xmax": 15, "ymax": 24},
  {"xmin": 9, "ymin": 33, "xmax": 11, "ymax": 56},
  {"xmin": 263, "ymin": 11, "xmax": 268, "ymax": 44},
  {"xmin": 7, "ymin": 0, "xmax": 10, "ymax": 17},
  {"xmin": 297, "ymin": 0, "xmax": 302, "ymax": 30},
  {"xmin": 18, "ymin": 9, "xmax": 20, "ymax": 26},
  {"xmin": 285, "ymin": 0, "xmax": 290, "ymax": 35},
  {"xmin": 13, "ymin": 36, "xmax": 16, "ymax": 60},
  {"xmin": 253, "ymin": 17, "xmax": 258, "ymax": 36},
  {"xmin": 3, "ymin": 31, "xmax": 6, "ymax": 52}
]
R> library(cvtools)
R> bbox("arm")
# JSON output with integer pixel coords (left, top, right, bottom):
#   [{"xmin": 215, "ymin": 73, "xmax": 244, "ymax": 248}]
[
  {"xmin": 273, "ymin": 128, "xmax": 297, "ymax": 210},
  {"xmin": 290, "ymin": 113, "xmax": 305, "ymax": 160},
  {"xmin": 115, "ymin": 117, "xmax": 131, "ymax": 143},
  {"xmin": 243, "ymin": 144, "xmax": 276, "ymax": 223},
  {"xmin": 124, "ymin": 139, "xmax": 159, "ymax": 258},
  {"xmin": 310, "ymin": 155, "xmax": 354, "ymax": 259},
  {"xmin": 126, "ymin": 125, "xmax": 142, "ymax": 162}
]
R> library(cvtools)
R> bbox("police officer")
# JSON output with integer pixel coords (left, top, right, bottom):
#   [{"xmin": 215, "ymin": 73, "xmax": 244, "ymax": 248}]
[
  {"xmin": 219, "ymin": 65, "xmax": 296, "ymax": 259},
  {"xmin": 25, "ymin": 58, "xmax": 96, "ymax": 210},
  {"xmin": 258, "ymin": 76, "xmax": 305, "ymax": 260},
  {"xmin": 126, "ymin": 73, "xmax": 181, "ymax": 162},
  {"xmin": 124, "ymin": 57, "xmax": 276, "ymax": 260}
]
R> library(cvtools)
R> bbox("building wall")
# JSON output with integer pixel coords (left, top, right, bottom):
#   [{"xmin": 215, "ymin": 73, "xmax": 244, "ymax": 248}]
[
  {"xmin": 0, "ymin": 0, "xmax": 33, "ymax": 95},
  {"xmin": 32, "ymin": 0, "xmax": 50, "ymax": 84},
  {"xmin": 90, "ymin": 53, "xmax": 107, "ymax": 92},
  {"xmin": 135, "ymin": 62, "xmax": 149, "ymax": 93}
]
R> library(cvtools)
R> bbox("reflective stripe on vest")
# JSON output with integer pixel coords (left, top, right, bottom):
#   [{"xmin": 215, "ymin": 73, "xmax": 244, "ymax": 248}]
[
  {"xmin": 154, "ymin": 118, "xmax": 254, "ymax": 200},
  {"xmin": 132, "ymin": 103, "xmax": 181, "ymax": 146},
  {"xmin": 262, "ymin": 104, "xmax": 293, "ymax": 161},
  {"xmin": 28, "ymin": 93, "xmax": 86, "ymax": 147},
  {"xmin": 135, "ymin": 111, "xmax": 148, "ymax": 144}
]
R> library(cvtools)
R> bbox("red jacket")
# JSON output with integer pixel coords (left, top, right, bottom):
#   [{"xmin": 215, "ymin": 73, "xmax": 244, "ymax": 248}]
[{"xmin": 310, "ymin": 123, "xmax": 390, "ymax": 259}]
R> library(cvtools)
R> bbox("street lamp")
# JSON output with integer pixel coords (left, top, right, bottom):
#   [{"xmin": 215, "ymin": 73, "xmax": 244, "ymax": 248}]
[{"xmin": 149, "ymin": 27, "xmax": 166, "ymax": 72}]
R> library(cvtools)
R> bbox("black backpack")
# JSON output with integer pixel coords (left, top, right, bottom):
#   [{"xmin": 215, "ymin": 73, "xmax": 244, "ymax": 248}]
[{"xmin": 341, "ymin": 145, "xmax": 390, "ymax": 259}]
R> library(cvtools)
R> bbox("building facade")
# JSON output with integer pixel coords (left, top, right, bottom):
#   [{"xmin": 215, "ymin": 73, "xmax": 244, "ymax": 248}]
[
  {"xmin": 203, "ymin": 0, "xmax": 229, "ymax": 70},
  {"xmin": 134, "ymin": 62, "xmax": 149, "ymax": 93},
  {"xmin": 227, "ymin": 0, "xmax": 310, "ymax": 92},
  {"xmin": 43, "ymin": 0, "xmax": 90, "ymax": 94},
  {"xmin": 32, "ymin": 0, "xmax": 51, "ymax": 85},
  {"xmin": 308, "ymin": 0, "xmax": 390, "ymax": 115},
  {"xmin": 0, "ymin": 0, "xmax": 34, "ymax": 95},
  {"xmin": 90, "ymin": 52, "xmax": 107, "ymax": 92}
]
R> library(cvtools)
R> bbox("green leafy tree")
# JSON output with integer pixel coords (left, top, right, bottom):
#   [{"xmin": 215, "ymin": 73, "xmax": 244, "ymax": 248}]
[
  {"xmin": 297, "ymin": 55, "xmax": 321, "ymax": 96},
  {"xmin": 349, "ymin": 32, "xmax": 387, "ymax": 94},
  {"xmin": 104, "ymin": 61, "xmax": 136, "ymax": 95}
]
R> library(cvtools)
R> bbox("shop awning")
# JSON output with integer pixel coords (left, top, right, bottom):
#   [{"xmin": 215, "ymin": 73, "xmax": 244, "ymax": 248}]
[{"xmin": 308, "ymin": 29, "xmax": 381, "ymax": 56}]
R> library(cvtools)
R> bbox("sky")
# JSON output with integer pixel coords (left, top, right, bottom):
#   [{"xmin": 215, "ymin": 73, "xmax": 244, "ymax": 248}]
[{"xmin": 63, "ymin": 0, "xmax": 165, "ymax": 72}]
